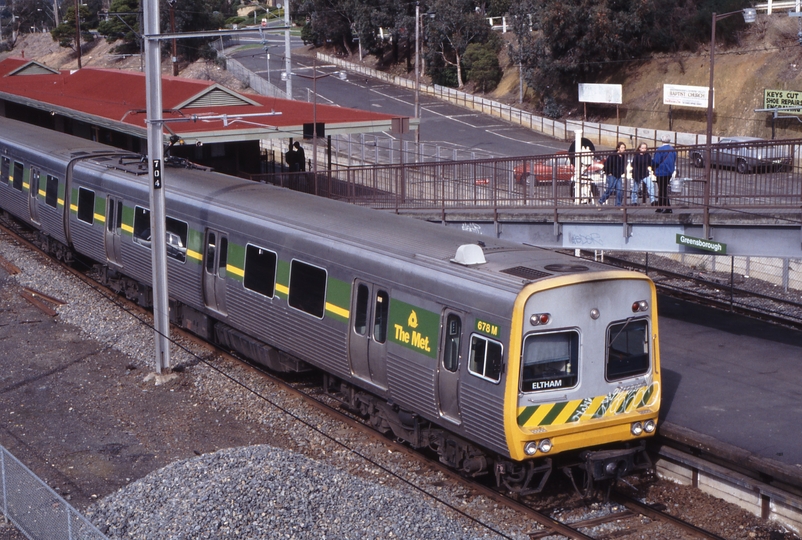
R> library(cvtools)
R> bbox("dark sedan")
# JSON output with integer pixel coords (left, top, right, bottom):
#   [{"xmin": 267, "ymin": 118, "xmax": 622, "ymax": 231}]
[{"xmin": 690, "ymin": 136, "xmax": 793, "ymax": 174}]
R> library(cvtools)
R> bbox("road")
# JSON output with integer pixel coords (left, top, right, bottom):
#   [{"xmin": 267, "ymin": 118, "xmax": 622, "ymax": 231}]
[{"xmin": 229, "ymin": 30, "xmax": 576, "ymax": 158}]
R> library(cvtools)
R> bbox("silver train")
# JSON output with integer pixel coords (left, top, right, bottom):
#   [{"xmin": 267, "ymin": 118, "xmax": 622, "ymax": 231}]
[{"xmin": 0, "ymin": 117, "xmax": 661, "ymax": 494}]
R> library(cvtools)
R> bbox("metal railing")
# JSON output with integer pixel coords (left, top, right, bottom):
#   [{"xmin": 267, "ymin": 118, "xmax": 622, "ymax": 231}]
[
  {"xmin": 1, "ymin": 445, "xmax": 106, "ymax": 540},
  {"xmin": 248, "ymin": 139, "xmax": 802, "ymax": 217}
]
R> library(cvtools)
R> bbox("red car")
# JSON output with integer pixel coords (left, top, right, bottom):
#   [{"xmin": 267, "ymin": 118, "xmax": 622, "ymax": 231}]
[{"xmin": 513, "ymin": 151, "xmax": 604, "ymax": 185}]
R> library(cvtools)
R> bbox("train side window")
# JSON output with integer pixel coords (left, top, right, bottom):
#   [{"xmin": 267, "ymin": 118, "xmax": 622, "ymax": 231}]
[
  {"xmin": 469, "ymin": 335, "xmax": 503, "ymax": 383},
  {"xmin": 288, "ymin": 260, "xmax": 327, "ymax": 318},
  {"xmin": 133, "ymin": 206, "xmax": 150, "ymax": 245},
  {"xmin": 205, "ymin": 232, "xmax": 216, "ymax": 272},
  {"xmin": 12, "ymin": 161, "xmax": 23, "ymax": 191},
  {"xmin": 606, "ymin": 319, "xmax": 650, "ymax": 381},
  {"xmin": 217, "ymin": 236, "xmax": 228, "ymax": 275},
  {"xmin": 373, "ymin": 290, "xmax": 388, "ymax": 343},
  {"xmin": 76, "ymin": 187, "xmax": 95, "ymax": 224},
  {"xmin": 1, "ymin": 156, "xmax": 9, "ymax": 183},
  {"xmin": 443, "ymin": 314, "xmax": 461, "ymax": 372},
  {"xmin": 45, "ymin": 175, "xmax": 59, "ymax": 208},
  {"xmin": 521, "ymin": 331, "xmax": 579, "ymax": 392},
  {"xmin": 166, "ymin": 217, "xmax": 188, "ymax": 263},
  {"xmin": 243, "ymin": 244, "xmax": 277, "ymax": 298},
  {"xmin": 353, "ymin": 284, "xmax": 369, "ymax": 335}
]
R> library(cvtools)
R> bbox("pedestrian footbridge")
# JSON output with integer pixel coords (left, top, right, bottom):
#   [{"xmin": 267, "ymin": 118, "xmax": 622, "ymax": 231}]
[{"xmin": 251, "ymin": 139, "xmax": 802, "ymax": 259}]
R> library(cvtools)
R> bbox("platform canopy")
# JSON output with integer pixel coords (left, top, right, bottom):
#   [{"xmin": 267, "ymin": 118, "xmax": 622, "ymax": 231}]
[{"xmin": 0, "ymin": 58, "xmax": 409, "ymax": 146}]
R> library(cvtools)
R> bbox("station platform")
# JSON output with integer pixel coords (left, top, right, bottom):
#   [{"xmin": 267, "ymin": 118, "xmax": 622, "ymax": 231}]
[{"xmin": 656, "ymin": 294, "xmax": 802, "ymax": 474}]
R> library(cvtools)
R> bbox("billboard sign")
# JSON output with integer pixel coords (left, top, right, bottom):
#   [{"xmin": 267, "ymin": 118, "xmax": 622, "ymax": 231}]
[
  {"xmin": 578, "ymin": 83, "xmax": 622, "ymax": 105},
  {"xmin": 764, "ymin": 89, "xmax": 802, "ymax": 115},
  {"xmin": 663, "ymin": 84, "xmax": 710, "ymax": 109}
]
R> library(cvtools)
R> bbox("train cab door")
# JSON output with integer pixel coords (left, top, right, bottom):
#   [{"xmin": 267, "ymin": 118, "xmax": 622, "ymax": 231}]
[
  {"xmin": 348, "ymin": 281, "xmax": 389, "ymax": 389},
  {"xmin": 28, "ymin": 168, "xmax": 41, "ymax": 224},
  {"xmin": 104, "ymin": 196, "xmax": 123, "ymax": 267},
  {"xmin": 436, "ymin": 311, "xmax": 463, "ymax": 424},
  {"xmin": 202, "ymin": 229, "xmax": 229, "ymax": 315}
]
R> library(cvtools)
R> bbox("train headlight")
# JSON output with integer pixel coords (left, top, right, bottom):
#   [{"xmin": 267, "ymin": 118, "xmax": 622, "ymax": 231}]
[
  {"xmin": 590, "ymin": 308, "xmax": 600, "ymax": 320},
  {"xmin": 632, "ymin": 300, "xmax": 649, "ymax": 313},
  {"xmin": 524, "ymin": 442, "xmax": 538, "ymax": 456},
  {"xmin": 644, "ymin": 419, "xmax": 656, "ymax": 433},
  {"xmin": 630, "ymin": 422, "xmax": 644, "ymax": 436},
  {"xmin": 537, "ymin": 439, "xmax": 552, "ymax": 453},
  {"xmin": 530, "ymin": 313, "xmax": 551, "ymax": 326}
]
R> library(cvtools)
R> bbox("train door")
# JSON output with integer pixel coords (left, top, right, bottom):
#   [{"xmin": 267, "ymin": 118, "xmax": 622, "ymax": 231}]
[
  {"xmin": 28, "ymin": 168, "xmax": 40, "ymax": 224},
  {"xmin": 436, "ymin": 311, "xmax": 463, "ymax": 423},
  {"xmin": 104, "ymin": 196, "xmax": 123, "ymax": 267},
  {"xmin": 348, "ymin": 281, "xmax": 389, "ymax": 389},
  {"xmin": 202, "ymin": 229, "xmax": 229, "ymax": 315}
]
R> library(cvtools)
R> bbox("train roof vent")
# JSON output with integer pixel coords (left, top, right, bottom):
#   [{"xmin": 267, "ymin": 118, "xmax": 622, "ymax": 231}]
[
  {"xmin": 451, "ymin": 244, "xmax": 486, "ymax": 266},
  {"xmin": 501, "ymin": 266, "xmax": 552, "ymax": 280},
  {"xmin": 544, "ymin": 264, "xmax": 589, "ymax": 272}
]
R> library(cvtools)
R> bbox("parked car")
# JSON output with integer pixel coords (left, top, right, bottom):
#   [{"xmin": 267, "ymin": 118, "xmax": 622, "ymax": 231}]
[
  {"xmin": 690, "ymin": 137, "xmax": 793, "ymax": 174},
  {"xmin": 513, "ymin": 151, "xmax": 605, "ymax": 185}
]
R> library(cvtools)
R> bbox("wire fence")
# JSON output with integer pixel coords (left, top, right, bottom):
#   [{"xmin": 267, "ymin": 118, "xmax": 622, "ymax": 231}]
[
  {"xmin": 248, "ymin": 138, "xmax": 802, "ymax": 212},
  {"xmin": 1, "ymin": 445, "xmax": 106, "ymax": 540}
]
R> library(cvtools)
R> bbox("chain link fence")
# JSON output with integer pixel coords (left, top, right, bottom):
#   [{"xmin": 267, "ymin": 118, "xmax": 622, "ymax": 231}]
[{"xmin": 1, "ymin": 445, "xmax": 106, "ymax": 540}]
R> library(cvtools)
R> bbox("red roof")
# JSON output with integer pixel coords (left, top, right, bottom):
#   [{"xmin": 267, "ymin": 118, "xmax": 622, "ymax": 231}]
[{"xmin": 0, "ymin": 58, "xmax": 405, "ymax": 143}]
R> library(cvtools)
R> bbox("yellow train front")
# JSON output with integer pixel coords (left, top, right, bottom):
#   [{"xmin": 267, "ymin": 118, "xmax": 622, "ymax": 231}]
[{"xmin": 500, "ymin": 270, "xmax": 660, "ymax": 494}]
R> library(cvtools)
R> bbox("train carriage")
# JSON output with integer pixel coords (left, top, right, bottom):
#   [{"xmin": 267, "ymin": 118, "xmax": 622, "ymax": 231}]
[{"xmin": 0, "ymin": 117, "xmax": 660, "ymax": 494}]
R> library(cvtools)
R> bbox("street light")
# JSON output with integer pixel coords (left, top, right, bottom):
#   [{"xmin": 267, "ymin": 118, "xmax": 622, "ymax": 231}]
[
  {"xmin": 703, "ymin": 8, "xmax": 756, "ymax": 238},
  {"xmin": 284, "ymin": 59, "xmax": 347, "ymax": 193}
]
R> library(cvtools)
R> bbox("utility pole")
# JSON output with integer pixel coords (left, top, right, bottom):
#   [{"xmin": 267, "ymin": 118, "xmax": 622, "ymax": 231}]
[
  {"xmin": 143, "ymin": 0, "xmax": 172, "ymax": 373},
  {"xmin": 169, "ymin": 0, "xmax": 178, "ymax": 76},
  {"xmin": 74, "ymin": 0, "xmax": 82, "ymax": 68}
]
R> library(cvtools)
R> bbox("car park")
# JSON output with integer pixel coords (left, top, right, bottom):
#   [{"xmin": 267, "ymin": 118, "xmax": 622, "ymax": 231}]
[{"xmin": 690, "ymin": 136, "xmax": 793, "ymax": 174}]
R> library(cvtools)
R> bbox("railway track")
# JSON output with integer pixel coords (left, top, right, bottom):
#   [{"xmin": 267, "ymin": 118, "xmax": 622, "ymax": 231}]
[{"xmin": 3, "ymin": 216, "xmax": 784, "ymax": 539}]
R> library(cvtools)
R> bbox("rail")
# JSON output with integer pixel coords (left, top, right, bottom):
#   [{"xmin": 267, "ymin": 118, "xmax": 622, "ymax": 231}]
[
  {"xmin": 0, "ymin": 444, "xmax": 107, "ymax": 539},
  {"xmin": 247, "ymin": 138, "xmax": 802, "ymax": 218}
]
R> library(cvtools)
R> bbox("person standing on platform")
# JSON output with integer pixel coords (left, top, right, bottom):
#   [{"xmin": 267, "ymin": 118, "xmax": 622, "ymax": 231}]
[
  {"xmin": 294, "ymin": 141, "xmax": 306, "ymax": 172},
  {"xmin": 631, "ymin": 142, "xmax": 655, "ymax": 205},
  {"xmin": 652, "ymin": 135, "xmax": 677, "ymax": 213},
  {"xmin": 599, "ymin": 142, "xmax": 627, "ymax": 206},
  {"xmin": 285, "ymin": 144, "xmax": 299, "ymax": 172}
]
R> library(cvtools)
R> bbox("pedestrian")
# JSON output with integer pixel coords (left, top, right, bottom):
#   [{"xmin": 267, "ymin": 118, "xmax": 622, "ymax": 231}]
[
  {"xmin": 293, "ymin": 141, "xmax": 306, "ymax": 172},
  {"xmin": 631, "ymin": 142, "xmax": 656, "ymax": 205},
  {"xmin": 285, "ymin": 144, "xmax": 298, "ymax": 172},
  {"xmin": 599, "ymin": 142, "xmax": 626, "ymax": 206},
  {"xmin": 652, "ymin": 135, "xmax": 677, "ymax": 213}
]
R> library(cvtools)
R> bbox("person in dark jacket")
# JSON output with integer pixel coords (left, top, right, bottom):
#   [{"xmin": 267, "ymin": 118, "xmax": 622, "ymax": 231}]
[
  {"xmin": 631, "ymin": 142, "xmax": 655, "ymax": 205},
  {"xmin": 293, "ymin": 141, "xmax": 306, "ymax": 172},
  {"xmin": 599, "ymin": 142, "xmax": 626, "ymax": 206},
  {"xmin": 652, "ymin": 135, "xmax": 677, "ymax": 213}
]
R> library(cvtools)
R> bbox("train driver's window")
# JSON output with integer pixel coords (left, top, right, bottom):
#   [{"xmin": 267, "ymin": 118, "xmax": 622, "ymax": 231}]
[
  {"xmin": 443, "ymin": 314, "xmax": 461, "ymax": 372},
  {"xmin": 468, "ymin": 335, "xmax": 503, "ymax": 383},
  {"xmin": 1, "ymin": 156, "xmax": 9, "ymax": 183},
  {"xmin": 605, "ymin": 319, "xmax": 650, "ymax": 381},
  {"xmin": 76, "ymin": 187, "xmax": 95, "ymax": 224},
  {"xmin": 521, "ymin": 331, "xmax": 578, "ymax": 392}
]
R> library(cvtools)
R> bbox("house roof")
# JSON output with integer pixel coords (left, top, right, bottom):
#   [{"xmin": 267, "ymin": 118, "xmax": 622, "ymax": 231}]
[{"xmin": 0, "ymin": 58, "xmax": 411, "ymax": 145}]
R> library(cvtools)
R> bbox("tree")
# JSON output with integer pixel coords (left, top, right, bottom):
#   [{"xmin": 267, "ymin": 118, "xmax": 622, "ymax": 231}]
[
  {"xmin": 424, "ymin": 0, "xmax": 489, "ymax": 88},
  {"xmin": 97, "ymin": 0, "xmax": 141, "ymax": 54},
  {"xmin": 50, "ymin": 4, "xmax": 93, "ymax": 49},
  {"xmin": 463, "ymin": 40, "xmax": 501, "ymax": 93}
]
